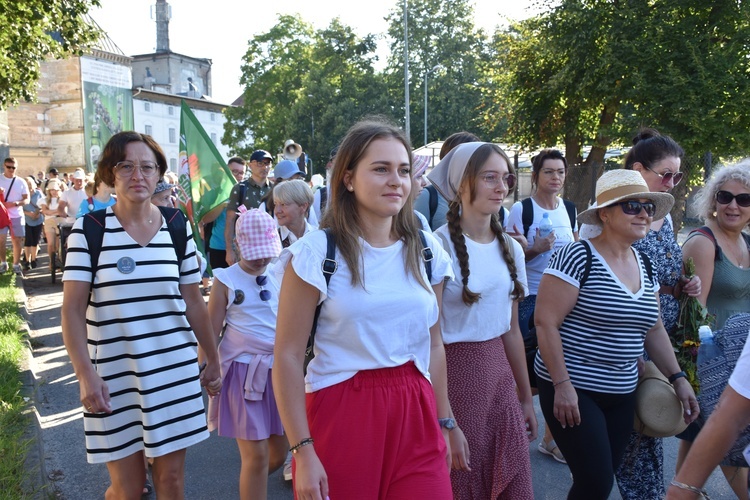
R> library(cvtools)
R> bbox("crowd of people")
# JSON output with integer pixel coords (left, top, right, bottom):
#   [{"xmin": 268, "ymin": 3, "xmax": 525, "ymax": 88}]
[{"xmin": 51, "ymin": 122, "xmax": 750, "ymax": 500}]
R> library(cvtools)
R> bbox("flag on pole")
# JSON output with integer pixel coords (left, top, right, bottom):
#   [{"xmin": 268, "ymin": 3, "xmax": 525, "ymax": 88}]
[{"xmin": 177, "ymin": 100, "xmax": 236, "ymax": 264}]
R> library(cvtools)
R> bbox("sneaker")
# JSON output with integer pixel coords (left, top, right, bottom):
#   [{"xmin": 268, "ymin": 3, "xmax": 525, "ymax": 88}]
[
  {"xmin": 282, "ymin": 453, "xmax": 293, "ymax": 481},
  {"xmin": 13, "ymin": 264, "xmax": 23, "ymax": 276},
  {"xmin": 30, "ymin": 260, "xmax": 37, "ymax": 269},
  {"xmin": 0, "ymin": 262, "xmax": 7, "ymax": 273},
  {"xmin": 22, "ymin": 261, "xmax": 30, "ymax": 271}
]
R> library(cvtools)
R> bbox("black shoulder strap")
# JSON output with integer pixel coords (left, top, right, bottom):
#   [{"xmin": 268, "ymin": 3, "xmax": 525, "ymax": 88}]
[
  {"xmin": 578, "ymin": 240, "xmax": 594, "ymax": 288},
  {"xmin": 418, "ymin": 230, "xmax": 433, "ymax": 282},
  {"xmin": 83, "ymin": 208, "xmax": 108, "ymax": 281},
  {"xmin": 522, "ymin": 197, "xmax": 534, "ymax": 237},
  {"xmin": 237, "ymin": 182, "xmax": 247, "ymax": 209},
  {"xmin": 563, "ymin": 199, "xmax": 577, "ymax": 231},
  {"xmin": 498, "ymin": 207, "xmax": 506, "ymax": 226},
  {"xmin": 306, "ymin": 229, "xmax": 337, "ymax": 365},
  {"xmin": 158, "ymin": 206, "xmax": 188, "ymax": 271},
  {"xmin": 638, "ymin": 250, "xmax": 655, "ymax": 284},
  {"xmin": 427, "ymin": 184, "xmax": 438, "ymax": 224}
]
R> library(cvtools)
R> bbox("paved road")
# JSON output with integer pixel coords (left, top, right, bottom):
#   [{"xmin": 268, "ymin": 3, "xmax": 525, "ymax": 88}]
[{"xmin": 20, "ymin": 244, "xmax": 735, "ymax": 499}]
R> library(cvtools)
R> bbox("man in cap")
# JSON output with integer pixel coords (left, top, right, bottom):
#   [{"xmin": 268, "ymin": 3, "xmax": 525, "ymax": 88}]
[
  {"xmin": 0, "ymin": 157, "xmax": 30, "ymax": 274},
  {"xmin": 224, "ymin": 150, "xmax": 272, "ymax": 265},
  {"xmin": 58, "ymin": 169, "xmax": 87, "ymax": 218}
]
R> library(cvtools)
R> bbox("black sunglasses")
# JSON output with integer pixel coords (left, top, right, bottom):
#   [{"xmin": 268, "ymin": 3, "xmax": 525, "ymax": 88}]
[
  {"xmin": 716, "ymin": 190, "xmax": 750, "ymax": 207},
  {"xmin": 616, "ymin": 200, "xmax": 656, "ymax": 217},
  {"xmin": 4, "ymin": 165, "xmax": 16, "ymax": 170},
  {"xmin": 256, "ymin": 275, "xmax": 271, "ymax": 301}
]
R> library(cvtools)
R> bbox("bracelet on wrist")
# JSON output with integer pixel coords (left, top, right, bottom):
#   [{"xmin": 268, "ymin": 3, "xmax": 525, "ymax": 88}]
[
  {"xmin": 668, "ymin": 371, "xmax": 687, "ymax": 384},
  {"xmin": 553, "ymin": 378, "xmax": 571, "ymax": 387},
  {"xmin": 290, "ymin": 437, "xmax": 314, "ymax": 454},
  {"xmin": 669, "ymin": 479, "xmax": 709, "ymax": 498}
]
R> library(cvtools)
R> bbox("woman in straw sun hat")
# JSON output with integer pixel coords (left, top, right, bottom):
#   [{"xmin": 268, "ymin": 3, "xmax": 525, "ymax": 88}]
[{"xmin": 534, "ymin": 168, "xmax": 699, "ymax": 499}]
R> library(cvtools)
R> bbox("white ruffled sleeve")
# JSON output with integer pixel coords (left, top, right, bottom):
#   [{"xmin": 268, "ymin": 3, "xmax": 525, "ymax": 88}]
[{"xmin": 273, "ymin": 230, "xmax": 328, "ymax": 305}]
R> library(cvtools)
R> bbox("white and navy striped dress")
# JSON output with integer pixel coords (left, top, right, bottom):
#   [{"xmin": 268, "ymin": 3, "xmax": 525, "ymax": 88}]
[
  {"xmin": 63, "ymin": 207, "xmax": 209, "ymax": 464},
  {"xmin": 534, "ymin": 241, "xmax": 660, "ymax": 394}
]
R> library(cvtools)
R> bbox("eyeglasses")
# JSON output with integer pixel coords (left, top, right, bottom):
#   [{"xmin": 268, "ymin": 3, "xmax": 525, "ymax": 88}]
[
  {"xmin": 114, "ymin": 161, "xmax": 159, "ymax": 179},
  {"xmin": 254, "ymin": 159, "xmax": 272, "ymax": 166},
  {"xmin": 256, "ymin": 275, "xmax": 271, "ymax": 301},
  {"xmin": 480, "ymin": 173, "xmax": 517, "ymax": 190},
  {"xmin": 645, "ymin": 166, "xmax": 683, "ymax": 186},
  {"xmin": 716, "ymin": 190, "xmax": 750, "ymax": 207},
  {"xmin": 616, "ymin": 200, "xmax": 656, "ymax": 217}
]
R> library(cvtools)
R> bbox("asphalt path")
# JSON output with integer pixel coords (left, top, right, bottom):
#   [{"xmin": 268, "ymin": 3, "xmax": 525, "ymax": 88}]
[{"xmin": 20, "ymin": 244, "xmax": 735, "ymax": 499}]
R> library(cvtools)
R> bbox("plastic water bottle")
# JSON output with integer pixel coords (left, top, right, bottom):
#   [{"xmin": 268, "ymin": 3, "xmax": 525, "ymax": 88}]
[
  {"xmin": 538, "ymin": 212, "xmax": 553, "ymax": 238},
  {"xmin": 698, "ymin": 325, "xmax": 721, "ymax": 365}
]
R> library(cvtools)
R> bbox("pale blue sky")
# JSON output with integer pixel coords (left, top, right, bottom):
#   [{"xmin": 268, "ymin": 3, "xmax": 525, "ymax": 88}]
[{"xmin": 91, "ymin": 0, "xmax": 541, "ymax": 104}]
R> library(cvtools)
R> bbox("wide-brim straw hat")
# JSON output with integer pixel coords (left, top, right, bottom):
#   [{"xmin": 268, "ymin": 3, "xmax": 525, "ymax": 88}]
[
  {"xmin": 633, "ymin": 361, "xmax": 689, "ymax": 438},
  {"xmin": 577, "ymin": 169, "xmax": 674, "ymax": 226}
]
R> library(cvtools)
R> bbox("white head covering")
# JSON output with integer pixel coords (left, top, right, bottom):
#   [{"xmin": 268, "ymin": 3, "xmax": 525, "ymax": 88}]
[{"xmin": 426, "ymin": 142, "xmax": 486, "ymax": 202}]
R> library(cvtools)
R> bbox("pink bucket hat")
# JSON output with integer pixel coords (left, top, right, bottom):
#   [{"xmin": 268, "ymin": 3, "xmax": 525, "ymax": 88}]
[{"xmin": 235, "ymin": 207, "xmax": 282, "ymax": 261}]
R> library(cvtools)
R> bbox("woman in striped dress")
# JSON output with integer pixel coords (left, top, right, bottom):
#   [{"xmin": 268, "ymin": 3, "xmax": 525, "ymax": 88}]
[
  {"xmin": 61, "ymin": 131, "xmax": 221, "ymax": 499},
  {"xmin": 534, "ymin": 169, "xmax": 699, "ymax": 499}
]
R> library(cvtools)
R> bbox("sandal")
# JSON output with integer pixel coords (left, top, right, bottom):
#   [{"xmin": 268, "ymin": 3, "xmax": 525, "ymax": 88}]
[
  {"xmin": 538, "ymin": 437, "xmax": 567, "ymax": 464},
  {"xmin": 142, "ymin": 479, "xmax": 153, "ymax": 497}
]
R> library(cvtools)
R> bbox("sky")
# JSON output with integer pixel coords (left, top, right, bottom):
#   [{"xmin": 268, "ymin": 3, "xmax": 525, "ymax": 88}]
[{"xmin": 89, "ymin": 0, "xmax": 541, "ymax": 104}]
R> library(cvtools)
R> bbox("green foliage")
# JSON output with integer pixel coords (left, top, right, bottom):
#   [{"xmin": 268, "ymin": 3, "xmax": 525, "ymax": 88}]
[
  {"xmin": 0, "ymin": 0, "xmax": 102, "ymax": 109},
  {"xmin": 385, "ymin": 0, "xmax": 488, "ymax": 146}
]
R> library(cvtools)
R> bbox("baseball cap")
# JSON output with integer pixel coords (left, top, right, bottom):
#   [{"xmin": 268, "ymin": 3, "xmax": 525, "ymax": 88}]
[
  {"xmin": 72, "ymin": 170, "xmax": 86, "ymax": 180},
  {"xmin": 273, "ymin": 160, "xmax": 306, "ymax": 181},
  {"xmin": 250, "ymin": 150, "xmax": 273, "ymax": 162},
  {"xmin": 48, "ymin": 168, "xmax": 59, "ymax": 175},
  {"xmin": 235, "ymin": 208, "xmax": 282, "ymax": 261}
]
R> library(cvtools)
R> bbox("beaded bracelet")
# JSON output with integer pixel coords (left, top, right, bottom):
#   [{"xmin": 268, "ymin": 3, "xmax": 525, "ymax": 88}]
[
  {"xmin": 290, "ymin": 437, "xmax": 314, "ymax": 454},
  {"xmin": 669, "ymin": 479, "xmax": 709, "ymax": 498}
]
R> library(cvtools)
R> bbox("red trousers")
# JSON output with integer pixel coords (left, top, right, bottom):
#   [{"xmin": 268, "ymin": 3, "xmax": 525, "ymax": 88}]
[{"xmin": 297, "ymin": 362, "xmax": 452, "ymax": 500}]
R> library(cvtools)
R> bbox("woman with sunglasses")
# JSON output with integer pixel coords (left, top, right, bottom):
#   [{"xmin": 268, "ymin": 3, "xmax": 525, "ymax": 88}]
[
  {"xmin": 428, "ymin": 142, "xmax": 536, "ymax": 499},
  {"xmin": 535, "ymin": 169, "xmax": 699, "ymax": 499},
  {"xmin": 678, "ymin": 160, "xmax": 750, "ymax": 499},
  {"xmin": 206, "ymin": 207, "xmax": 288, "ymax": 499},
  {"xmin": 61, "ymin": 131, "xmax": 221, "ymax": 498},
  {"xmin": 581, "ymin": 129, "xmax": 701, "ymax": 500}
]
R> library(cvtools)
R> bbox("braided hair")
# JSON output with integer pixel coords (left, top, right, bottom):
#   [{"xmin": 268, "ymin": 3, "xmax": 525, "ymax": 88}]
[{"xmin": 445, "ymin": 143, "xmax": 526, "ymax": 305}]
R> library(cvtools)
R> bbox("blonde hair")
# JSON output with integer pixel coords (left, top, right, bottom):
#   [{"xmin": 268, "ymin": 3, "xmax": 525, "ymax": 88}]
[{"xmin": 273, "ymin": 179, "xmax": 313, "ymax": 208}]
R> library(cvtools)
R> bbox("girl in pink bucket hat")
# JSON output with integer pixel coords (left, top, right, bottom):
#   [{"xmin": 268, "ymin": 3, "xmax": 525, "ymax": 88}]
[{"xmin": 205, "ymin": 206, "xmax": 287, "ymax": 498}]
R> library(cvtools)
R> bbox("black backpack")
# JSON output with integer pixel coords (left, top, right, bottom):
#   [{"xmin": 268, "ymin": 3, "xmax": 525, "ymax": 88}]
[
  {"xmin": 521, "ymin": 197, "xmax": 577, "ymax": 237},
  {"xmin": 83, "ymin": 206, "xmax": 188, "ymax": 279}
]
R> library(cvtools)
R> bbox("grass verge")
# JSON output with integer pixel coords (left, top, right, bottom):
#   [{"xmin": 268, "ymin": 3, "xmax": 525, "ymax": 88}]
[{"xmin": 0, "ymin": 272, "xmax": 30, "ymax": 499}]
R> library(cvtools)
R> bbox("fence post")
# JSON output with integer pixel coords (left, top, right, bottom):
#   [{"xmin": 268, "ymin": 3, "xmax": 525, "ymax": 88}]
[
  {"xmin": 514, "ymin": 152, "xmax": 519, "ymax": 203},
  {"xmin": 704, "ymin": 151, "xmax": 712, "ymax": 180},
  {"xmin": 589, "ymin": 162, "xmax": 598, "ymax": 207}
]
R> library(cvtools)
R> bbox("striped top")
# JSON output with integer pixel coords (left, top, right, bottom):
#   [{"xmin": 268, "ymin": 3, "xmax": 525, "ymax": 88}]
[
  {"xmin": 63, "ymin": 207, "xmax": 209, "ymax": 464},
  {"xmin": 534, "ymin": 241, "xmax": 659, "ymax": 394}
]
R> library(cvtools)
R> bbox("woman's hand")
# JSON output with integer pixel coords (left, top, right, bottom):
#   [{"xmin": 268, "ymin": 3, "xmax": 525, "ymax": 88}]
[
  {"xmin": 532, "ymin": 228, "xmax": 556, "ymax": 253},
  {"xmin": 448, "ymin": 426, "xmax": 471, "ymax": 471},
  {"xmin": 293, "ymin": 448, "xmax": 329, "ymax": 500},
  {"xmin": 552, "ymin": 380, "xmax": 580, "ymax": 428},
  {"xmin": 673, "ymin": 377, "xmax": 700, "ymax": 424},
  {"xmin": 521, "ymin": 398, "xmax": 539, "ymax": 441},
  {"xmin": 199, "ymin": 360, "xmax": 222, "ymax": 396},
  {"xmin": 678, "ymin": 274, "xmax": 701, "ymax": 298},
  {"xmin": 79, "ymin": 370, "xmax": 112, "ymax": 414}
]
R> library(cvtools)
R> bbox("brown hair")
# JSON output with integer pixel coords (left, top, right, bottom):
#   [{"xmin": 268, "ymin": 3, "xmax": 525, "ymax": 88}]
[
  {"xmin": 320, "ymin": 118, "xmax": 428, "ymax": 290},
  {"xmin": 439, "ymin": 132, "xmax": 480, "ymax": 159},
  {"xmin": 531, "ymin": 148, "xmax": 568, "ymax": 191},
  {"xmin": 445, "ymin": 143, "xmax": 525, "ymax": 304},
  {"xmin": 96, "ymin": 131, "xmax": 167, "ymax": 187}
]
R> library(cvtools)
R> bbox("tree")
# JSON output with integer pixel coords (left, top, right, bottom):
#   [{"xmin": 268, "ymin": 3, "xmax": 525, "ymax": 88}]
[
  {"xmin": 0, "ymin": 0, "xmax": 101, "ymax": 109},
  {"xmin": 385, "ymin": 0, "xmax": 488, "ymax": 147},
  {"xmin": 224, "ymin": 16, "xmax": 394, "ymax": 172},
  {"xmin": 488, "ymin": 0, "xmax": 750, "ymax": 223}
]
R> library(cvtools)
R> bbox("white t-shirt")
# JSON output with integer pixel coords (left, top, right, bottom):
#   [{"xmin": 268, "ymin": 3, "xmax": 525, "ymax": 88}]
[
  {"xmin": 729, "ymin": 335, "xmax": 750, "ymax": 400},
  {"xmin": 506, "ymin": 198, "xmax": 577, "ymax": 294},
  {"xmin": 0, "ymin": 175, "xmax": 29, "ymax": 218},
  {"xmin": 60, "ymin": 186, "xmax": 86, "ymax": 218},
  {"xmin": 435, "ymin": 226, "xmax": 528, "ymax": 344},
  {"xmin": 275, "ymin": 229, "xmax": 454, "ymax": 393}
]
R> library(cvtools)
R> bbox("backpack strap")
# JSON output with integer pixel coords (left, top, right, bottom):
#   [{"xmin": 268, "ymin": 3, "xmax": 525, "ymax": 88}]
[
  {"xmin": 521, "ymin": 197, "xmax": 534, "ymax": 237},
  {"xmin": 637, "ymin": 250, "xmax": 655, "ymax": 284},
  {"xmin": 418, "ymin": 230, "xmax": 433, "ymax": 282},
  {"xmin": 83, "ymin": 208, "xmax": 108, "ymax": 281},
  {"xmin": 578, "ymin": 240, "xmax": 594, "ymax": 288},
  {"xmin": 305, "ymin": 228, "xmax": 337, "ymax": 365},
  {"xmin": 427, "ymin": 185, "xmax": 438, "ymax": 227},
  {"xmin": 498, "ymin": 207, "xmax": 506, "ymax": 226},
  {"xmin": 158, "ymin": 206, "xmax": 188, "ymax": 272},
  {"xmin": 563, "ymin": 199, "xmax": 577, "ymax": 232}
]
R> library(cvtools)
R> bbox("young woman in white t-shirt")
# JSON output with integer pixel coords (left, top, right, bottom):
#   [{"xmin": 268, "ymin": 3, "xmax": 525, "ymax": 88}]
[
  {"xmin": 273, "ymin": 120, "xmax": 458, "ymax": 500},
  {"xmin": 428, "ymin": 142, "xmax": 536, "ymax": 498}
]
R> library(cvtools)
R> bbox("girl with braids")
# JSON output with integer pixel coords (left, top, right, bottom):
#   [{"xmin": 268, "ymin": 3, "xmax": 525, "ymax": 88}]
[
  {"xmin": 428, "ymin": 142, "xmax": 537, "ymax": 499},
  {"xmin": 273, "ymin": 119, "xmax": 458, "ymax": 500}
]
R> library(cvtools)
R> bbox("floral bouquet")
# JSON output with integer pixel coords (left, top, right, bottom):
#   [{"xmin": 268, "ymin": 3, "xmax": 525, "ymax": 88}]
[{"xmin": 672, "ymin": 257, "xmax": 713, "ymax": 394}]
